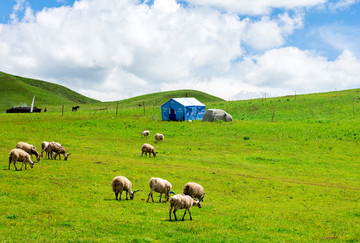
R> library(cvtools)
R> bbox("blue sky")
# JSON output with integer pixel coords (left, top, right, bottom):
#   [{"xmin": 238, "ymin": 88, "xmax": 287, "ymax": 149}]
[{"xmin": 0, "ymin": 0, "xmax": 359, "ymax": 101}]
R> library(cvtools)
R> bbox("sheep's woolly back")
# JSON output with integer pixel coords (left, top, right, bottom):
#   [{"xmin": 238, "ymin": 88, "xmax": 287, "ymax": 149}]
[
  {"xmin": 169, "ymin": 194, "xmax": 198, "ymax": 210},
  {"xmin": 112, "ymin": 176, "xmax": 132, "ymax": 193},
  {"xmin": 41, "ymin": 141, "xmax": 49, "ymax": 150},
  {"xmin": 154, "ymin": 133, "xmax": 164, "ymax": 142},
  {"xmin": 16, "ymin": 142, "xmax": 37, "ymax": 154},
  {"xmin": 149, "ymin": 177, "xmax": 172, "ymax": 194},
  {"xmin": 141, "ymin": 143, "xmax": 154, "ymax": 152},
  {"xmin": 183, "ymin": 182, "xmax": 204, "ymax": 200},
  {"xmin": 9, "ymin": 148, "xmax": 34, "ymax": 170}
]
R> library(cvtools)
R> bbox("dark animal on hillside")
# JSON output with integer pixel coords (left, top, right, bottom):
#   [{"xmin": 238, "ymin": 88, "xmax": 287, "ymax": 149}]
[{"xmin": 72, "ymin": 106, "xmax": 80, "ymax": 111}]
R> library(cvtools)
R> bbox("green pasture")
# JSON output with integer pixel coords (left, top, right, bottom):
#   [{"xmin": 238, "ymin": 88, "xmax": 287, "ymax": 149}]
[{"xmin": 1, "ymin": 91, "xmax": 360, "ymax": 242}]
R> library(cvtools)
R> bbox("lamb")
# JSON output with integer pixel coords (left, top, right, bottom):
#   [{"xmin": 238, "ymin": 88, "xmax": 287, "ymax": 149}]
[
  {"xmin": 154, "ymin": 133, "xmax": 164, "ymax": 143},
  {"xmin": 169, "ymin": 194, "xmax": 202, "ymax": 221},
  {"xmin": 16, "ymin": 142, "xmax": 40, "ymax": 162},
  {"xmin": 183, "ymin": 182, "xmax": 205, "ymax": 201},
  {"xmin": 147, "ymin": 177, "xmax": 172, "ymax": 203},
  {"xmin": 8, "ymin": 148, "xmax": 35, "ymax": 171},
  {"xmin": 45, "ymin": 142, "xmax": 71, "ymax": 160},
  {"xmin": 111, "ymin": 176, "xmax": 140, "ymax": 200},
  {"xmin": 141, "ymin": 143, "xmax": 157, "ymax": 157},
  {"xmin": 41, "ymin": 141, "xmax": 49, "ymax": 157},
  {"xmin": 140, "ymin": 130, "xmax": 150, "ymax": 138}
]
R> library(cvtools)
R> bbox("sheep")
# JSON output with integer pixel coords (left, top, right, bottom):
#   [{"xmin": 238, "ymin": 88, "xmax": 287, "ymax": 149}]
[
  {"xmin": 45, "ymin": 142, "xmax": 71, "ymax": 160},
  {"xmin": 147, "ymin": 177, "xmax": 172, "ymax": 203},
  {"xmin": 141, "ymin": 143, "xmax": 157, "ymax": 157},
  {"xmin": 16, "ymin": 142, "xmax": 40, "ymax": 162},
  {"xmin": 183, "ymin": 182, "xmax": 205, "ymax": 201},
  {"xmin": 111, "ymin": 176, "xmax": 140, "ymax": 200},
  {"xmin": 140, "ymin": 130, "xmax": 150, "ymax": 138},
  {"xmin": 169, "ymin": 194, "xmax": 202, "ymax": 221},
  {"xmin": 41, "ymin": 141, "xmax": 49, "ymax": 157},
  {"xmin": 8, "ymin": 148, "xmax": 35, "ymax": 171},
  {"xmin": 154, "ymin": 133, "xmax": 164, "ymax": 143}
]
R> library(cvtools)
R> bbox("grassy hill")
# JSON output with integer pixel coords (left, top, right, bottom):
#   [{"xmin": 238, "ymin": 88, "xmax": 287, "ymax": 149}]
[
  {"xmin": 0, "ymin": 71, "xmax": 224, "ymax": 113},
  {"xmin": 109, "ymin": 89, "xmax": 224, "ymax": 108},
  {"xmin": 0, "ymin": 72, "xmax": 99, "ymax": 112}
]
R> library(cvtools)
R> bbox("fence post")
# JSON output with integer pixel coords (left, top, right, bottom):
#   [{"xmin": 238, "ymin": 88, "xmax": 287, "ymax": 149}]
[
  {"xmin": 116, "ymin": 101, "xmax": 119, "ymax": 117},
  {"xmin": 143, "ymin": 100, "xmax": 145, "ymax": 116}
]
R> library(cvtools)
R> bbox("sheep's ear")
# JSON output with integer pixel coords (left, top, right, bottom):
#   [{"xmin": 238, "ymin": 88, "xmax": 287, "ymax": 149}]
[{"xmin": 169, "ymin": 191, "xmax": 175, "ymax": 195}]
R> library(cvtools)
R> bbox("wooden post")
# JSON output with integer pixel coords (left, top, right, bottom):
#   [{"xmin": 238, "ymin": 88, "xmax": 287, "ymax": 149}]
[
  {"xmin": 143, "ymin": 100, "xmax": 145, "ymax": 116},
  {"xmin": 272, "ymin": 107, "xmax": 276, "ymax": 122},
  {"xmin": 62, "ymin": 105, "xmax": 64, "ymax": 116},
  {"xmin": 116, "ymin": 101, "xmax": 119, "ymax": 117}
]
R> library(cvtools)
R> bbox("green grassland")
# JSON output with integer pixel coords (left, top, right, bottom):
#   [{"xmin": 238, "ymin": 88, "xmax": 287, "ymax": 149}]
[
  {"xmin": 0, "ymin": 72, "xmax": 99, "ymax": 112},
  {"xmin": 1, "ymin": 73, "xmax": 360, "ymax": 241}
]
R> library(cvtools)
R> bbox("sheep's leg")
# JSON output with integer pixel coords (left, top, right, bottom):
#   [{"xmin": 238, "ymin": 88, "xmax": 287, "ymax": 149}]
[
  {"xmin": 19, "ymin": 161, "xmax": 24, "ymax": 171},
  {"xmin": 119, "ymin": 191, "xmax": 122, "ymax": 200},
  {"xmin": 182, "ymin": 209, "xmax": 187, "ymax": 221},
  {"xmin": 188, "ymin": 209, "xmax": 192, "ymax": 221},
  {"xmin": 169, "ymin": 207, "xmax": 172, "ymax": 221},
  {"xmin": 8, "ymin": 156, "xmax": 12, "ymax": 170},
  {"xmin": 115, "ymin": 192, "xmax": 119, "ymax": 200},
  {"xmin": 159, "ymin": 193, "xmax": 162, "ymax": 203},
  {"xmin": 126, "ymin": 191, "xmax": 129, "ymax": 200},
  {"xmin": 147, "ymin": 190, "xmax": 153, "ymax": 202},
  {"xmin": 141, "ymin": 151, "xmax": 144, "ymax": 157},
  {"xmin": 173, "ymin": 210, "xmax": 178, "ymax": 221}
]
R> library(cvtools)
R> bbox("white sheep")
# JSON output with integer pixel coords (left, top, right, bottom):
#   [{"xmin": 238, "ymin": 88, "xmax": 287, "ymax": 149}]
[
  {"xmin": 141, "ymin": 143, "xmax": 157, "ymax": 157},
  {"xmin": 154, "ymin": 133, "xmax": 164, "ymax": 143},
  {"xmin": 41, "ymin": 141, "xmax": 49, "ymax": 157},
  {"xmin": 45, "ymin": 142, "xmax": 71, "ymax": 160},
  {"xmin": 147, "ymin": 177, "xmax": 172, "ymax": 203},
  {"xmin": 183, "ymin": 182, "xmax": 205, "ymax": 201},
  {"xmin": 16, "ymin": 142, "xmax": 40, "ymax": 162},
  {"xmin": 140, "ymin": 130, "xmax": 150, "ymax": 138},
  {"xmin": 8, "ymin": 148, "xmax": 35, "ymax": 171},
  {"xmin": 169, "ymin": 194, "xmax": 202, "ymax": 221},
  {"xmin": 111, "ymin": 176, "xmax": 140, "ymax": 200}
]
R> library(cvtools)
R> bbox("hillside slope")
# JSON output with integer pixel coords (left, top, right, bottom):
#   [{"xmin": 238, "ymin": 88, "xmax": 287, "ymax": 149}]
[
  {"xmin": 0, "ymin": 72, "xmax": 99, "ymax": 112},
  {"xmin": 113, "ymin": 89, "xmax": 224, "ymax": 108}
]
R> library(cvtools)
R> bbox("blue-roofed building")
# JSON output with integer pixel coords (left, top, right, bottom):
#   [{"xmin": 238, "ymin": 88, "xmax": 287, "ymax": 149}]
[{"xmin": 161, "ymin": 98, "xmax": 206, "ymax": 121}]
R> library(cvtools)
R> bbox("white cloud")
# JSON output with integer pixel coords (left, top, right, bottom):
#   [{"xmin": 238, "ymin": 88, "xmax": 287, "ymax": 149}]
[
  {"xmin": 184, "ymin": 0, "xmax": 326, "ymax": 15},
  {"xmin": 0, "ymin": 0, "xmax": 359, "ymax": 102},
  {"xmin": 328, "ymin": 0, "xmax": 359, "ymax": 11}
]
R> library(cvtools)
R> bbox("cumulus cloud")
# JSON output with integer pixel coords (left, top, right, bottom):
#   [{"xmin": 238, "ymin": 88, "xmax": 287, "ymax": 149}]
[
  {"xmin": 184, "ymin": 0, "xmax": 326, "ymax": 15},
  {"xmin": 0, "ymin": 0, "xmax": 359, "ymax": 101}
]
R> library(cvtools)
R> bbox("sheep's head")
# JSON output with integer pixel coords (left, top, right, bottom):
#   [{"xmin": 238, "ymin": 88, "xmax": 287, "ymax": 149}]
[
  {"xmin": 29, "ymin": 161, "xmax": 34, "ymax": 169},
  {"xmin": 31, "ymin": 149, "xmax": 41, "ymax": 162},
  {"xmin": 130, "ymin": 190, "xmax": 141, "ymax": 200},
  {"xmin": 152, "ymin": 151, "xmax": 157, "ymax": 157},
  {"xmin": 64, "ymin": 153, "xmax": 71, "ymax": 161}
]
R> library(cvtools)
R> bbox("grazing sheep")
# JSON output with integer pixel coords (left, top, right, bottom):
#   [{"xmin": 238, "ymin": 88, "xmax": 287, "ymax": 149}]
[
  {"xmin": 111, "ymin": 176, "xmax": 140, "ymax": 200},
  {"xmin": 141, "ymin": 143, "xmax": 157, "ymax": 157},
  {"xmin": 154, "ymin": 133, "xmax": 164, "ymax": 143},
  {"xmin": 16, "ymin": 142, "xmax": 40, "ymax": 162},
  {"xmin": 147, "ymin": 177, "xmax": 172, "ymax": 203},
  {"xmin": 45, "ymin": 142, "xmax": 71, "ymax": 160},
  {"xmin": 8, "ymin": 148, "xmax": 35, "ymax": 171},
  {"xmin": 140, "ymin": 130, "xmax": 150, "ymax": 138},
  {"xmin": 183, "ymin": 182, "xmax": 205, "ymax": 201},
  {"xmin": 41, "ymin": 141, "xmax": 49, "ymax": 157},
  {"xmin": 169, "ymin": 194, "xmax": 202, "ymax": 221}
]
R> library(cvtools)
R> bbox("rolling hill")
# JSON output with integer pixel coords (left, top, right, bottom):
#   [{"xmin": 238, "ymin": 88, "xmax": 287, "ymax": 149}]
[
  {"xmin": 0, "ymin": 71, "xmax": 99, "ymax": 112},
  {"xmin": 0, "ymin": 71, "xmax": 225, "ymax": 112}
]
